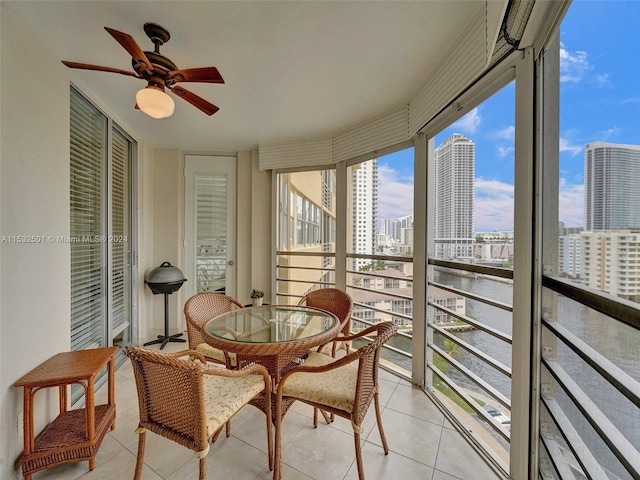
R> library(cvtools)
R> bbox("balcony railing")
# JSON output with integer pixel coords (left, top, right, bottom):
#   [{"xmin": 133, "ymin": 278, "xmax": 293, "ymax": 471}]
[
  {"xmin": 346, "ymin": 252, "xmax": 414, "ymax": 380},
  {"xmin": 539, "ymin": 276, "xmax": 640, "ymax": 480},
  {"xmin": 276, "ymin": 250, "xmax": 414, "ymax": 380},
  {"xmin": 426, "ymin": 258, "xmax": 513, "ymax": 473},
  {"xmin": 276, "ymin": 252, "xmax": 640, "ymax": 479}
]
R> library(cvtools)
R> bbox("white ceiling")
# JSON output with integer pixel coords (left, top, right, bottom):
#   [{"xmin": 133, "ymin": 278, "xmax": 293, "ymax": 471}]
[{"xmin": 8, "ymin": 1, "xmax": 485, "ymax": 152}]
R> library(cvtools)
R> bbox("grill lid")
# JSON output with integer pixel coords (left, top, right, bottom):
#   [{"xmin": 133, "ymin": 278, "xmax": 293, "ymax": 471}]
[{"xmin": 145, "ymin": 261, "xmax": 186, "ymax": 294}]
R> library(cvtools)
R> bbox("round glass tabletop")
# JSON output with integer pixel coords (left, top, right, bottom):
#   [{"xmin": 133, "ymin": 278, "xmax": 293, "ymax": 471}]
[{"xmin": 204, "ymin": 305, "xmax": 337, "ymax": 344}]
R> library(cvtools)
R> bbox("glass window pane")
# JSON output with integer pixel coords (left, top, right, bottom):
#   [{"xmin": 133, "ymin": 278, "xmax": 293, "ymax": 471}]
[
  {"xmin": 427, "ymin": 83, "xmax": 515, "ymax": 466},
  {"xmin": 540, "ymin": 4, "xmax": 640, "ymax": 479},
  {"xmin": 194, "ymin": 173, "xmax": 227, "ymax": 293},
  {"xmin": 276, "ymin": 170, "xmax": 336, "ymax": 304}
]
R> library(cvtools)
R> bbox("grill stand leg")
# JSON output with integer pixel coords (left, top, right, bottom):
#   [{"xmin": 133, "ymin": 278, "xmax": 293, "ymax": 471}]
[{"xmin": 143, "ymin": 293, "xmax": 186, "ymax": 350}]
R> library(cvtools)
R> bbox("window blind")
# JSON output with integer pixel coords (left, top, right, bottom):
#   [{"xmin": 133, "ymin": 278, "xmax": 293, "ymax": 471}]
[
  {"xmin": 259, "ymin": 137, "xmax": 332, "ymax": 171},
  {"xmin": 332, "ymin": 105, "xmax": 409, "ymax": 164},
  {"xmin": 70, "ymin": 87, "xmax": 107, "ymax": 351},
  {"xmin": 408, "ymin": 4, "xmax": 488, "ymax": 136},
  {"xmin": 111, "ymin": 128, "xmax": 132, "ymax": 339},
  {"xmin": 195, "ymin": 173, "xmax": 227, "ymax": 293}
]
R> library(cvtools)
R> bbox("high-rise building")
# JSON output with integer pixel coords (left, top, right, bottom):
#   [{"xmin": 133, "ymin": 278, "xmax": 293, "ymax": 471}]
[
  {"xmin": 558, "ymin": 233, "xmax": 583, "ymax": 279},
  {"xmin": 585, "ymin": 142, "xmax": 640, "ymax": 231},
  {"xmin": 351, "ymin": 158, "xmax": 378, "ymax": 270},
  {"xmin": 580, "ymin": 230, "xmax": 640, "ymax": 300},
  {"xmin": 434, "ymin": 133, "xmax": 475, "ymax": 259}
]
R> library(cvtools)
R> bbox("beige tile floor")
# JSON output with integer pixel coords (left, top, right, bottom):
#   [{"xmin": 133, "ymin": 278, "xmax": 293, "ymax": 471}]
[{"xmin": 29, "ymin": 342, "xmax": 503, "ymax": 480}]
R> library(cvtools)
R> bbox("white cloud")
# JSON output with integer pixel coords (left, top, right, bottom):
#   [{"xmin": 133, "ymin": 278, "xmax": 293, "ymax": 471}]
[
  {"xmin": 378, "ymin": 170, "xmax": 585, "ymax": 232},
  {"xmin": 497, "ymin": 146, "xmax": 514, "ymax": 159},
  {"xmin": 594, "ymin": 73, "xmax": 611, "ymax": 87},
  {"xmin": 489, "ymin": 126, "xmax": 515, "ymax": 159},
  {"xmin": 560, "ymin": 44, "xmax": 591, "ymax": 83},
  {"xmin": 451, "ymin": 108, "xmax": 481, "ymax": 135},
  {"xmin": 474, "ymin": 178, "xmax": 514, "ymax": 231},
  {"xmin": 600, "ymin": 126, "xmax": 621, "ymax": 140},
  {"xmin": 558, "ymin": 179, "xmax": 584, "ymax": 227},
  {"xmin": 377, "ymin": 164, "xmax": 414, "ymax": 220},
  {"xmin": 559, "ymin": 137, "xmax": 583, "ymax": 157},
  {"xmin": 475, "ymin": 177, "xmax": 584, "ymax": 231},
  {"xmin": 493, "ymin": 125, "xmax": 515, "ymax": 141}
]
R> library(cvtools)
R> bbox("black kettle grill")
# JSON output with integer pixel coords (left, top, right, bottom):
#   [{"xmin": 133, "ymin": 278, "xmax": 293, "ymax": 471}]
[{"xmin": 144, "ymin": 261, "xmax": 187, "ymax": 349}]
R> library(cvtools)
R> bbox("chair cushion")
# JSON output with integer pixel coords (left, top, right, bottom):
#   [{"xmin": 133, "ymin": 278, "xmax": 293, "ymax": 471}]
[
  {"xmin": 196, "ymin": 343, "xmax": 237, "ymax": 366},
  {"xmin": 202, "ymin": 372, "xmax": 265, "ymax": 436},
  {"xmin": 282, "ymin": 358, "xmax": 357, "ymax": 413},
  {"xmin": 302, "ymin": 351, "xmax": 337, "ymax": 366}
]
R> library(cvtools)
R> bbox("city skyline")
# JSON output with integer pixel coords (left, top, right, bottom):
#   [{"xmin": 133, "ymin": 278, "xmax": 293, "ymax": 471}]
[{"xmin": 376, "ymin": 1, "xmax": 640, "ymax": 232}]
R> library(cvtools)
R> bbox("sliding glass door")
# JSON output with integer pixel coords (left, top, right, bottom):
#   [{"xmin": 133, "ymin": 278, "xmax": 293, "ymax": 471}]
[{"xmin": 70, "ymin": 86, "xmax": 136, "ymax": 356}]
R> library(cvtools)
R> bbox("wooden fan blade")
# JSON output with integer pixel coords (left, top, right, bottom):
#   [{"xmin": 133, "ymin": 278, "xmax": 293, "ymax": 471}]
[
  {"xmin": 169, "ymin": 86, "xmax": 219, "ymax": 116},
  {"xmin": 62, "ymin": 61, "xmax": 140, "ymax": 78},
  {"xmin": 104, "ymin": 27, "xmax": 153, "ymax": 71},
  {"xmin": 168, "ymin": 67, "xmax": 224, "ymax": 84}
]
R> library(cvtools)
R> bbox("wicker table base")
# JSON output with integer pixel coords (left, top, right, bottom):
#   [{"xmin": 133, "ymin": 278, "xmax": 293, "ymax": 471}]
[{"xmin": 250, "ymin": 393, "xmax": 298, "ymax": 425}]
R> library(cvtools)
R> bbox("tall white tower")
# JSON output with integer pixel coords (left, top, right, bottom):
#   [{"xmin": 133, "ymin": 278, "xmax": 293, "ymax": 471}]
[
  {"xmin": 434, "ymin": 133, "xmax": 475, "ymax": 259},
  {"xmin": 585, "ymin": 142, "xmax": 640, "ymax": 231},
  {"xmin": 352, "ymin": 158, "xmax": 378, "ymax": 270}
]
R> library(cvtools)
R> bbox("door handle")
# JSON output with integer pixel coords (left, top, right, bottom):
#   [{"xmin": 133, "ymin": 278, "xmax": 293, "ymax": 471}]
[{"xmin": 228, "ymin": 260, "xmax": 234, "ymax": 266}]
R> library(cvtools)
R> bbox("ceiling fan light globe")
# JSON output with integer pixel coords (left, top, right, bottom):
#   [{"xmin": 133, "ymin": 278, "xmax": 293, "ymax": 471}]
[{"xmin": 136, "ymin": 86, "xmax": 175, "ymax": 119}]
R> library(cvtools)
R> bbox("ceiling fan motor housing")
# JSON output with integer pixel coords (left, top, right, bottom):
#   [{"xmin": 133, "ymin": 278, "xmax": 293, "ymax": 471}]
[
  {"xmin": 133, "ymin": 51, "xmax": 178, "ymax": 77},
  {"xmin": 143, "ymin": 22, "xmax": 171, "ymax": 47}
]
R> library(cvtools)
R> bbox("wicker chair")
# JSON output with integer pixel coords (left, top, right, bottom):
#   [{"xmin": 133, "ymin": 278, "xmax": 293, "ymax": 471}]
[
  {"xmin": 184, "ymin": 292, "xmax": 244, "ymax": 367},
  {"xmin": 298, "ymin": 287, "xmax": 354, "ymax": 425},
  {"xmin": 273, "ymin": 321, "xmax": 398, "ymax": 480},
  {"xmin": 297, "ymin": 287, "xmax": 353, "ymax": 357},
  {"xmin": 124, "ymin": 346, "xmax": 273, "ymax": 480}
]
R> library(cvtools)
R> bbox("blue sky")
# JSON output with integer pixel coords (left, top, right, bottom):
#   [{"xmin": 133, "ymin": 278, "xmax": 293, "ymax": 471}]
[{"xmin": 377, "ymin": 1, "xmax": 640, "ymax": 232}]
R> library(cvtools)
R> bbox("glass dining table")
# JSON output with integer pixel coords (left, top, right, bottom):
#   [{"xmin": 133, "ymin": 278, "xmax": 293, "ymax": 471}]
[{"xmin": 202, "ymin": 304, "xmax": 339, "ymax": 384}]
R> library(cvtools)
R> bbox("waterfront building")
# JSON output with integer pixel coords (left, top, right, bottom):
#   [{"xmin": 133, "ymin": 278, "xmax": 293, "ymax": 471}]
[
  {"xmin": 356, "ymin": 266, "xmax": 412, "ymax": 290},
  {"xmin": 351, "ymin": 264, "xmax": 413, "ymax": 327},
  {"xmin": 473, "ymin": 243, "xmax": 514, "ymax": 263},
  {"xmin": 434, "ymin": 133, "xmax": 475, "ymax": 259},
  {"xmin": 585, "ymin": 142, "xmax": 640, "ymax": 231},
  {"xmin": 476, "ymin": 231, "xmax": 514, "ymax": 243},
  {"xmin": 558, "ymin": 222, "xmax": 583, "ymax": 236},
  {"xmin": 350, "ymin": 287, "xmax": 413, "ymax": 327},
  {"xmin": 580, "ymin": 230, "xmax": 640, "ymax": 300},
  {"xmin": 431, "ymin": 286, "xmax": 466, "ymax": 324},
  {"xmin": 558, "ymin": 233, "xmax": 583, "ymax": 279}
]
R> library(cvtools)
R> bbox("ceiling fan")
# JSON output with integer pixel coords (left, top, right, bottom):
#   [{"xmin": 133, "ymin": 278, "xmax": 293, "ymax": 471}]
[{"xmin": 62, "ymin": 23, "xmax": 224, "ymax": 118}]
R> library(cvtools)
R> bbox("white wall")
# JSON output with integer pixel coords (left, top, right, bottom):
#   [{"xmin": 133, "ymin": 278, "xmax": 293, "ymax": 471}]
[
  {"xmin": 0, "ymin": 5, "xmax": 71, "ymax": 478},
  {"xmin": 142, "ymin": 148, "xmax": 185, "ymax": 339},
  {"xmin": 250, "ymin": 150, "xmax": 273, "ymax": 302}
]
